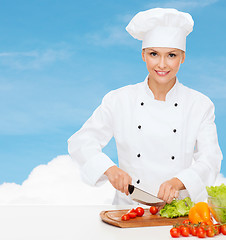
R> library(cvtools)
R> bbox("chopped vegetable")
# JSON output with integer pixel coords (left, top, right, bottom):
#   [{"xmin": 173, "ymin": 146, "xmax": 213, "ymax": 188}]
[
  {"xmin": 128, "ymin": 212, "xmax": 137, "ymax": 218},
  {"xmin": 121, "ymin": 214, "xmax": 130, "ymax": 221},
  {"xmin": 160, "ymin": 197, "xmax": 194, "ymax": 218}
]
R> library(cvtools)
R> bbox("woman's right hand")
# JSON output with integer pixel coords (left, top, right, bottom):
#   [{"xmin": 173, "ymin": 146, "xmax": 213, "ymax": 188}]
[{"xmin": 104, "ymin": 166, "xmax": 132, "ymax": 195}]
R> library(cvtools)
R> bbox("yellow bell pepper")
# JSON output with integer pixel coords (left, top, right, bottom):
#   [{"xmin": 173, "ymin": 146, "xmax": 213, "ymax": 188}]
[{"xmin": 189, "ymin": 202, "xmax": 213, "ymax": 225}]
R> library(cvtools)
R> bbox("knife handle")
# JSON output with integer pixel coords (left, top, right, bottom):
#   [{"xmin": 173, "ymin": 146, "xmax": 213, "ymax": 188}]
[{"xmin": 128, "ymin": 184, "xmax": 134, "ymax": 194}]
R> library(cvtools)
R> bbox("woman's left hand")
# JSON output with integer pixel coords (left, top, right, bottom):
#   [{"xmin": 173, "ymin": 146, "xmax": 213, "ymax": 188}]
[{"xmin": 157, "ymin": 178, "xmax": 185, "ymax": 204}]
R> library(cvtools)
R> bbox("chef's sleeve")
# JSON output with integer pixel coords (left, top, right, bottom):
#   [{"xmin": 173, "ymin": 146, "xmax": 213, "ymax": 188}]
[
  {"xmin": 175, "ymin": 99, "xmax": 223, "ymax": 202},
  {"xmin": 68, "ymin": 92, "xmax": 116, "ymax": 186}
]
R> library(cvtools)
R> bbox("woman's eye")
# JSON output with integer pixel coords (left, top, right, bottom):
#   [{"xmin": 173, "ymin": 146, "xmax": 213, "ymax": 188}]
[
  {"xmin": 150, "ymin": 52, "xmax": 157, "ymax": 56},
  {"xmin": 169, "ymin": 53, "xmax": 176, "ymax": 57}
]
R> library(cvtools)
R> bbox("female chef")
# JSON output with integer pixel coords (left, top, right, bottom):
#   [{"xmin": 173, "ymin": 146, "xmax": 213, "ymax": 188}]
[{"xmin": 68, "ymin": 8, "xmax": 222, "ymax": 204}]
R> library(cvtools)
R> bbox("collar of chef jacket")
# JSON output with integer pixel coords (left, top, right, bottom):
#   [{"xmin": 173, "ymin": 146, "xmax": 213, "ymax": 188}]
[{"xmin": 143, "ymin": 75, "xmax": 179, "ymax": 103}]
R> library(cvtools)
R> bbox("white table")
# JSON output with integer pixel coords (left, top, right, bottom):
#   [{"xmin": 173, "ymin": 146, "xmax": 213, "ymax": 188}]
[{"xmin": 0, "ymin": 205, "xmax": 224, "ymax": 240}]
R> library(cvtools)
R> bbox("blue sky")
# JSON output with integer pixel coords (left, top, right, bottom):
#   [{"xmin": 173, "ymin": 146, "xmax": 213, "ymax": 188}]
[{"xmin": 0, "ymin": 0, "xmax": 225, "ymax": 184}]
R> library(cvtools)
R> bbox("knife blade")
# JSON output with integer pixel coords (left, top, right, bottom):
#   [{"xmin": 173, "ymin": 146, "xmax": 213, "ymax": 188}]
[{"xmin": 128, "ymin": 184, "xmax": 166, "ymax": 207}]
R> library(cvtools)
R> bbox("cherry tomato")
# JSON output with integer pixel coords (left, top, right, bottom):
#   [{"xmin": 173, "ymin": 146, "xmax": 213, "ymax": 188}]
[
  {"xmin": 213, "ymin": 223, "xmax": 220, "ymax": 235},
  {"xmin": 149, "ymin": 206, "xmax": 158, "ymax": 215},
  {"xmin": 170, "ymin": 227, "xmax": 180, "ymax": 238},
  {"xmin": 182, "ymin": 220, "xmax": 192, "ymax": 233},
  {"xmin": 129, "ymin": 208, "xmax": 135, "ymax": 213},
  {"xmin": 183, "ymin": 219, "xmax": 191, "ymax": 225},
  {"xmin": 135, "ymin": 207, "xmax": 144, "ymax": 217},
  {"xmin": 121, "ymin": 214, "xmax": 130, "ymax": 221},
  {"xmin": 221, "ymin": 224, "xmax": 226, "ymax": 235},
  {"xmin": 200, "ymin": 222, "xmax": 207, "ymax": 228},
  {"xmin": 128, "ymin": 212, "xmax": 137, "ymax": 218},
  {"xmin": 179, "ymin": 224, "xmax": 186, "ymax": 232},
  {"xmin": 190, "ymin": 226, "xmax": 198, "ymax": 236},
  {"xmin": 206, "ymin": 226, "xmax": 215, "ymax": 237},
  {"xmin": 205, "ymin": 220, "xmax": 213, "ymax": 226},
  {"xmin": 197, "ymin": 227, "xmax": 206, "ymax": 238},
  {"xmin": 180, "ymin": 226, "xmax": 190, "ymax": 237}
]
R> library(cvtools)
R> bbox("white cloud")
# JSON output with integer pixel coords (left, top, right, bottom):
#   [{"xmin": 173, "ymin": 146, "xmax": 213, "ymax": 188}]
[
  {"xmin": 86, "ymin": 25, "xmax": 134, "ymax": 47},
  {"xmin": 0, "ymin": 155, "xmax": 115, "ymax": 205},
  {"xmin": 215, "ymin": 173, "xmax": 226, "ymax": 186},
  {"xmin": 0, "ymin": 154, "xmax": 225, "ymax": 205},
  {"xmin": 0, "ymin": 155, "xmax": 225, "ymax": 205},
  {"xmin": 85, "ymin": 0, "xmax": 219, "ymax": 48},
  {"xmin": 116, "ymin": 13, "xmax": 134, "ymax": 24},
  {"xmin": 0, "ymin": 48, "xmax": 71, "ymax": 70},
  {"xmin": 146, "ymin": 0, "xmax": 219, "ymax": 10}
]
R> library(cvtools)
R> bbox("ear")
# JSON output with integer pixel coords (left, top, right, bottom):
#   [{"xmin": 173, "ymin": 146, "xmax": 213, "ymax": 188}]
[
  {"xmin": 142, "ymin": 49, "xmax": 146, "ymax": 62},
  {"xmin": 181, "ymin": 51, "xmax": 185, "ymax": 64}
]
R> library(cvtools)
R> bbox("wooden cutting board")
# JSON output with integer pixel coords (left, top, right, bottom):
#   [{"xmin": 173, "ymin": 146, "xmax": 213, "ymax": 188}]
[{"xmin": 100, "ymin": 208, "xmax": 188, "ymax": 228}]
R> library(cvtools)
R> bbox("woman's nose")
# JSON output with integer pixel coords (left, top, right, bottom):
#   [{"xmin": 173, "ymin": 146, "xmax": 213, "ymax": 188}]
[{"xmin": 158, "ymin": 57, "xmax": 167, "ymax": 69}]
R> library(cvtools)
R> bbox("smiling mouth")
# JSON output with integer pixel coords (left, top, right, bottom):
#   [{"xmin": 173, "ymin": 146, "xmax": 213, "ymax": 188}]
[{"xmin": 155, "ymin": 70, "xmax": 170, "ymax": 76}]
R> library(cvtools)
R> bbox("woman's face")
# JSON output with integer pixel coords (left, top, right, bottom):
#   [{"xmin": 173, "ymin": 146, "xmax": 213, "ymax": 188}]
[{"xmin": 142, "ymin": 47, "xmax": 185, "ymax": 86}]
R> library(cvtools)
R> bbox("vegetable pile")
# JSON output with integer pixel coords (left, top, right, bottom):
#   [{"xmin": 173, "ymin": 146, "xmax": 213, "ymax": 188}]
[
  {"xmin": 160, "ymin": 197, "xmax": 194, "ymax": 218},
  {"xmin": 170, "ymin": 199, "xmax": 226, "ymax": 238},
  {"xmin": 206, "ymin": 183, "xmax": 226, "ymax": 224},
  {"xmin": 170, "ymin": 220, "xmax": 226, "ymax": 238}
]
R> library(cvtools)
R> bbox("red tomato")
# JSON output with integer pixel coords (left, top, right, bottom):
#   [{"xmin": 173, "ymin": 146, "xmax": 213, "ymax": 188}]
[
  {"xmin": 149, "ymin": 206, "xmax": 158, "ymax": 215},
  {"xmin": 135, "ymin": 207, "xmax": 144, "ymax": 217},
  {"xmin": 170, "ymin": 227, "xmax": 180, "ymax": 238},
  {"xmin": 213, "ymin": 224, "xmax": 220, "ymax": 235},
  {"xmin": 190, "ymin": 226, "xmax": 198, "ymax": 236},
  {"xmin": 180, "ymin": 226, "xmax": 190, "ymax": 237},
  {"xmin": 182, "ymin": 220, "xmax": 192, "ymax": 233},
  {"xmin": 129, "ymin": 208, "xmax": 135, "ymax": 213},
  {"xmin": 121, "ymin": 214, "xmax": 130, "ymax": 221},
  {"xmin": 128, "ymin": 212, "xmax": 137, "ymax": 218},
  {"xmin": 179, "ymin": 224, "xmax": 185, "ymax": 231},
  {"xmin": 197, "ymin": 227, "xmax": 206, "ymax": 238},
  {"xmin": 182, "ymin": 219, "xmax": 191, "ymax": 225},
  {"xmin": 221, "ymin": 224, "xmax": 226, "ymax": 235},
  {"xmin": 200, "ymin": 222, "xmax": 207, "ymax": 228},
  {"xmin": 206, "ymin": 226, "xmax": 215, "ymax": 237}
]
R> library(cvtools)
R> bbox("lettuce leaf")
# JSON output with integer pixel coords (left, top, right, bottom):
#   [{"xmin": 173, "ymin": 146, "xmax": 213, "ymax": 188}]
[
  {"xmin": 206, "ymin": 184, "xmax": 226, "ymax": 223},
  {"xmin": 206, "ymin": 184, "xmax": 226, "ymax": 207},
  {"xmin": 159, "ymin": 197, "xmax": 194, "ymax": 218}
]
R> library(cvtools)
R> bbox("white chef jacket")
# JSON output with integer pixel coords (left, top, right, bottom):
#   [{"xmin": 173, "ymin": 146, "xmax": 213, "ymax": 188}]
[{"xmin": 68, "ymin": 76, "xmax": 222, "ymax": 204}]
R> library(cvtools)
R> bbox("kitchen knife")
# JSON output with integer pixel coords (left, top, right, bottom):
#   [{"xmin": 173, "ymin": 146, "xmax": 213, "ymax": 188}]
[{"xmin": 128, "ymin": 184, "xmax": 166, "ymax": 207}]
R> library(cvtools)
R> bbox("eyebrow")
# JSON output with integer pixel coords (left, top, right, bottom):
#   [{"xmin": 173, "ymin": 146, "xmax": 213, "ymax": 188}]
[{"xmin": 147, "ymin": 48, "xmax": 178, "ymax": 53}]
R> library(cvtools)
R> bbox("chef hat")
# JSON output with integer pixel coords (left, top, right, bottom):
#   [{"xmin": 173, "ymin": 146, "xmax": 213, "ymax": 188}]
[{"xmin": 126, "ymin": 8, "xmax": 194, "ymax": 51}]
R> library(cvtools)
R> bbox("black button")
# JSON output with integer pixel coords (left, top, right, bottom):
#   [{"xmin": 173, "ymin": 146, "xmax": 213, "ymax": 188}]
[
  {"xmin": 171, "ymin": 156, "xmax": 175, "ymax": 160},
  {"xmin": 141, "ymin": 102, "xmax": 144, "ymax": 106},
  {"xmin": 137, "ymin": 153, "xmax": 141, "ymax": 158},
  {"xmin": 137, "ymin": 179, "xmax": 140, "ymax": 184},
  {"xmin": 173, "ymin": 129, "xmax": 177, "ymax": 133},
  {"xmin": 174, "ymin": 103, "xmax": 178, "ymax": 107},
  {"xmin": 138, "ymin": 125, "xmax": 141, "ymax": 129}
]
